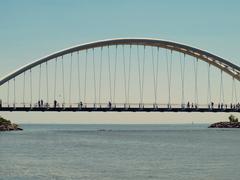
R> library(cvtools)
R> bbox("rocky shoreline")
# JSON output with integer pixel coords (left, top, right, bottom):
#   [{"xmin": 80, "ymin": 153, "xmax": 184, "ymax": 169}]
[
  {"xmin": 0, "ymin": 116, "xmax": 23, "ymax": 131},
  {"xmin": 208, "ymin": 122, "xmax": 240, "ymax": 128}
]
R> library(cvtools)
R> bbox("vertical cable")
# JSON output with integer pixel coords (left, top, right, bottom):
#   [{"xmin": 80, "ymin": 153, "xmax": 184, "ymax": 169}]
[
  {"xmin": 30, "ymin": 69, "xmax": 32, "ymax": 106},
  {"xmin": 137, "ymin": 45, "xmax": 142, "ymax": 103},
  {"xmin": 54, "ymin": 58, "xmax": 57, "ymax": 101},
  {"xmin": 155, "ymin": 47, "xmax": 160, "ymax": 105},
  {"xmin": 231, "ymin": 77, "xmax": 234, "ymax": 104},
  {"xmin": 180, "ymin": 53, "xmax": 186, "ymax": 106},
  {"xmin": 62, "ymin": 56, "xmax": 65, "ymax": 105},
  {"xmin": 238, "ymin": 81, "xmax": 240, "ymax": 103},
  {"xmin": 220, "ymin": 70, "xmax": 224, "ymax": 104},
  {"xmin": 232, "ymin": 77, "xmax": 237, "ymax": 104},
  {"xmin": 84, "ymin": 50, "xmax": 88, "ymax": 103},
  {"xmin": 13, "ymin": 78, "xmax": 16, "ymax": 107},
  {"xmin": 113, "ymin": 45, "xmax": 118, "ymax": 104},
  {"xmin": 46, "ymin": 62, "xmax": 49, "ymax": 104},
  {"xmin": 207, "ymin": 64, "xmax": 211, "ymax": 105},
  {"xmin": 7, "ymin": 81, "xmax": 9, "ymax": 107},
  {"xmin": 151, "ymin": 47, "xmax": 157, "ymax": 104},
  {"xmin": 122, "ymin": 45, "xmax": 127, "ymax": 104},
  {"xmin": 92, "ymin": 49, "xmax": 96, "ymax": 104},
  {"xmin": 38, "ymin": 65, "xmax": 41, "ymax": 101},
  {"xmin": 141, "ymin": 46, "xmax": 146, "ymax": 105},
  {"xmin": 77, "ymin": 51, "xmax": 81, "ymax": 103},
  {"xmin": 234, "ymin": 78, "xmax": 238, "ymax": 104},
  {"xmin": 219, "ymin": 70, "xmax": 222, "ymax": 104},
  {"xmin": 166, "ymin": 50, "xmax": 173, "ymax": 107},
  {"xmin": 107, "ymin": 46, "xmax": 112, "ymax": 102},
  {"xmin": 23, "ymin": 72, "xmax": 26, "ymax": 106},
  {"xmin": 99, "ymin": 47, "xmax": 103, "ymax": 104},
  {"xmin": 194, "ymin": 58, "xmax": 198, "ymax": 106},
  {"xmin": 127, "ymin": 45, "xmax": 132, "ymax": 105},
  {"xmin": 69, "ymin": 53, "xmax": 73, "ymax": 106},
  {"xmin": 166, "ymin": 50, "xmax": 169, "ymax": 106}
]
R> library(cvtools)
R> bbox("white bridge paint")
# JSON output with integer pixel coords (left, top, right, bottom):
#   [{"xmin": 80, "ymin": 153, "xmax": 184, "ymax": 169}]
[{"xmin": 0, "ymin": 38, "xmax": 240, "ymax": 86}]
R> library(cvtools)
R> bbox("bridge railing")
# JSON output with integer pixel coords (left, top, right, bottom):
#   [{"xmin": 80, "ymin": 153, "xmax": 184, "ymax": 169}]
[{"xmin": 1, "ymin": 102, "xmax": 239, "ymax": 111}]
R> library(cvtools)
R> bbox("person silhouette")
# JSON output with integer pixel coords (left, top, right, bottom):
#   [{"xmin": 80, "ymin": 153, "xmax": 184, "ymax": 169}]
[
  {"xmin": 108, "ymin": 101, "xmax": 112, "ymax": 109},
  {"xmin": 54, "ymin": 100, "xmax": 57, "ymax": 108}
]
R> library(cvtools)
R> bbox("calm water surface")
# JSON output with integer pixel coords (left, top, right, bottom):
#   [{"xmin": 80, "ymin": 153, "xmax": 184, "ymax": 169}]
[{"xmin": 0, "ymin": 124, "xmax": 240, "ymax": 180}]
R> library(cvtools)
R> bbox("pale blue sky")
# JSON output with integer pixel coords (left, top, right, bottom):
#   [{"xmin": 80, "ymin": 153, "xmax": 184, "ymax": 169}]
[
  {"xmin": 0, "ymin": 0, "xmax": 240, "ymax": 123},
  {"xmin": 1, "ymin": 0, "xmax": 240, "ymax": 77}
]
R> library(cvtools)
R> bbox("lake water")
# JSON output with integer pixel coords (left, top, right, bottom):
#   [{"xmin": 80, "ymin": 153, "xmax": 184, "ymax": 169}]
[{"xmin": 0, "ymin": 124, "xmax": 240, "ymax": 180}]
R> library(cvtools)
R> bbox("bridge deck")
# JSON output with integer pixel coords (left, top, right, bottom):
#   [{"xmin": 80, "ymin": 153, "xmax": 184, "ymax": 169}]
[{"xmin": 0, "ymin": 107, "xmax": 239, "ymax": 112}]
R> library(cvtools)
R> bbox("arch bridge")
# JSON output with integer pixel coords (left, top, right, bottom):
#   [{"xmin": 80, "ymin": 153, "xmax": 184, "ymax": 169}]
[{"xmin": 0, "ymin": 38, "xmax": 239, "ymax": 112}]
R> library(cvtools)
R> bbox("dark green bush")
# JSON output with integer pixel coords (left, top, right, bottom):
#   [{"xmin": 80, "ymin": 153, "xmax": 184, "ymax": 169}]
[{"xmin": 229, "ymin": 115, "xmax": 239, "ymax": 123}]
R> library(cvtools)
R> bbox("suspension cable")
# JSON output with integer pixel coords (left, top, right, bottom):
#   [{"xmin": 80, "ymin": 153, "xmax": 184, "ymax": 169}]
[
  {"xmin": 151, "ymin": 47, "xmax": 157, "ymax": 104},
  {"xmin": 7, "ymin": 81, "xmax": 9, "ymax": 107},
  {"xmin": 92, "ymin": 48, "xmax": 96, "ymax": 104},
  {"xmin": 46, "ymin": 62, "xmax": 49, "ymax": 104},
  {"xmin": 180, "ymin": 53, "xmax": 186, "ymax": 106},
  {"xmin": 23, "ymin": 72, "xmax": 26, "ymax": 106},
  {"xmin": 38, "ymin": 65, "xmax": 41, "ymax": 101},
  {"xmin": 232, "ymin": 77, "xmax": 234, "ymax": 104},
  {"xmin": 107, "ymin": 46, "xmax": 112, "ymax": 102},
  {"xmin": 127, "ymin": 45, "xmax": 132, "ymax": 105},
  {"xmin": 141, "ymin": 46, "xmax": 146, "ymax": 105},
  {"xmin": 234, "ymin": 79, "xmax": 238, "ymax": 104},
  {"xmin": 156, "ymin": 47, "xmax": 160, "ymax": 105},
  {"xmin": 84, "ymin": 50, "xmax": 88, "ymax": 104},
  {"xmin": 54, "ymin": 58, "xmax": 57, "ymax": 101},
  {"xmin": 238, "ymin": 82, "xmax": 240, "ymax": 103},
  {"xmin": 166, "ymin": 50, "xmax": 173, "ymax": 107},
  {"xmin": 77, "ymin": 51, "xmax": 81, "ymax": 103},
  {"xmin": 13, "ymin": 78, "xmax": 16, "ymax": 107},
  {"xmin": 207, "ymin": 63, "xmax": 211, "ymax": 105},
  {"xmin": 232, "ymin": 77, "xmax": 237, "ymax": 104},
  {"xmin": 69, "ymin": 53, "xmax": 73, "ymax": 106},
  {"xmin": 99, "ymin": 47, "xmax": 103, "ymax": 105},
  {"xmin": 61, "ymin": 56, "xmax": 65, "ymax": 105},
  {"xmin": 194, "ymin": 58, "xmax": 198, "ymax": 105},
  {"xmin": 137, "ymin": 45, "xmax": 142, "ymax": 104},
  {"xmin": 231, "ymin": 77, "xmax": 234, "ymax": 104},
  {"xmin": 220, "ymin": 70, "xmax": 224, "ymax": 104},
  {"xmin": 151, "ymin": 47, "xmax": 156, "ymax": 103},
  {"xmin": 234, "ymin": 78, "xmax": 237, "ymax": 104},
  {"xmin": 122, "ymin": 45, "xmax": 127, "ymax": 104},
  {"xmin": 113, "ymin": 45, "xmax": 118, "ymax": 104},
  {"xmin": 30, "ymin": 69, "xmax": 32, "ymax": 106}
]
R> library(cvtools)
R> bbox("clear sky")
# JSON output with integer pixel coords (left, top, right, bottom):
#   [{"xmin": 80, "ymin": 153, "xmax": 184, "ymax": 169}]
[{"xmin": 0, "ymin": 0, "xmax": 240, "ymax": 123}]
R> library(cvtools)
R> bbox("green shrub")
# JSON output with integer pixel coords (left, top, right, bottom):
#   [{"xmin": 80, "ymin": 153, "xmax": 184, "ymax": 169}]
[
  {"xmin": 229, "ymin": 115, "xmax": 238, "ymax": 123},
  {"xmin": 0, "ymin": 116, "xmax": 11, "ymax": 125}
]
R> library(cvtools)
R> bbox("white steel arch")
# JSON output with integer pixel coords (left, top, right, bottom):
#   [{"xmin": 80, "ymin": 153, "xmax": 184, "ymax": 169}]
[{"xmin": 0, "ymin": 38, "xmax": 240, "ymax": 86}]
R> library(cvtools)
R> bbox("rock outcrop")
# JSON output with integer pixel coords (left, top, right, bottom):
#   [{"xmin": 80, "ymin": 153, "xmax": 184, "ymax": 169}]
[
  {"xmin": 209, "ymin": 122, "xmax": 240, "ymax": 128},
  {"xmin": 0, "ymin": 116, "xmax": 23, "ymax": 131}
]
